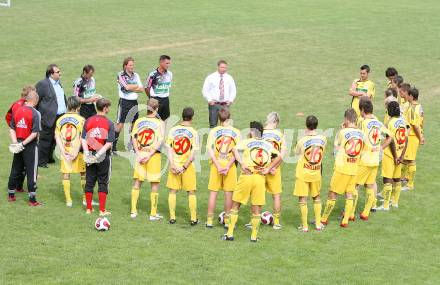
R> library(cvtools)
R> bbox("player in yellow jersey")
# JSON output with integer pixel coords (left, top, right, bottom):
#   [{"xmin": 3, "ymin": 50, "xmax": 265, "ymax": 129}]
[
  {"xmin": 349, "ymin": 65, "xmax": 376, "ymax": 117},
  {"xmin": 130, "ymin": 99, "xmax": 165, "ymax": 220},
  {"xmin": 356, "ymin": 99, "xmax": 392, "ymax": 221},
  {"xmin": 321, "ymin": 109, "xmax": 364, "ymax": 227},
  {"xmin": 261, "ymin": 112, "xmax": 286, "ymax": 230},
  {"xmin": 166, "ymin": 107, "xmax": 199, "ymax": 225},
  {"xmin": 385, "ymin": 67, "xmax": 398, "ymax": 89},
  {"xmin": 293, "ymin": 115, "xmax": 327, "ymax": 232},
  {"xmin": 55, "ymin": 96, "xmax": 89, "ymax": 207},
  {"xmin": 223, "ymin": 121, "xmax": 282, "ymax": 242},
  {"xmin": 398, "ymin": 83, "xmax": 412, "ymax": 184},
  {"xmin": 378, "ymin": 101, "xmax": 408, "ymax": 210},
  {"xmin": 402, "ymin": 87, "xmax": 424, "ymax": 191},
  {"xmin": 206, "ymin": 108, "xmax": 240, "ymax": 228},
  {"xmin": 391, "ymin": 75, "xmax": 404, "ymax": 105}
]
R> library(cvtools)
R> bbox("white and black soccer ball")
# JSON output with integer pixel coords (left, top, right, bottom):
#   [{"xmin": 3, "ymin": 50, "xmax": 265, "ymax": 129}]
[
  {"xmin": 218, "ymin": 211, "xmax": 226, "ymax": 225},
  {"xmin": 95, "ymin": 217, "xmax": 110, "ymax": 231},
  {"xmin": 261, "ymin": 211, "xmax": 274, "ymax": 225}
]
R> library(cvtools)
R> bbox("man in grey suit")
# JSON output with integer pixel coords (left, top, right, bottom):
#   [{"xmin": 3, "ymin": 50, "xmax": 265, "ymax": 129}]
[{"xmin": 36, "ymin": 64, "xmax": 67, "ymax": 168}]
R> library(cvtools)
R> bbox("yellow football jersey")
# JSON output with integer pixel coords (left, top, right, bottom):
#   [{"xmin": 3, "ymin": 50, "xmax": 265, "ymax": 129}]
[
  {"xmin": 55, "ymin": 113, "xmax": 85, "ymax": 153},
  {"xmin": 131, "ymin": 116, "xmax": 164, "ymax": 152},
  {"xmin": 295, "ymin": 134, "xmax": 327, "ymax": 182},
  {"xmin": 262, "ymin": 129, "xmax": 285, "ymax": 153},
  {"xmin": 407, "ymin": 102, "xmax": 424, "ymax": 136},
  {"xmin": 167, "ymin": 124, "xmax": 199, "ymax": 166},
  {"xmin": 334, "ymin": 127, "xmax": 364, "ymax": 176},
  {"xmin": 234, "ymin": 138, "xmax": 279, "ymax": 174},
  {"xmin": 351, "ymin": 79, "xmax": 376, "ymax": 115},
  {"xmin": 358, "ymin": 117, "xmax": 391, "ymax": 166},
  {"xmin": 384, "ymin": 116, "xmax": 407, "ymax": 158},
  {"xmin": 206, "ymin": 125, "xmax": 241, "ymax": 164}
]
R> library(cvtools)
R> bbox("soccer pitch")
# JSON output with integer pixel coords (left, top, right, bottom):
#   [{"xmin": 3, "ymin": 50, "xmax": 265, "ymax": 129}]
[{"xmin": 1, "ymin": 0, "xmax": 439, "ymax": 284}]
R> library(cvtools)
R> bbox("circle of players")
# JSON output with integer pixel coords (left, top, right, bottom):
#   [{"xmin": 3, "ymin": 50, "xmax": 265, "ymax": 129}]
[{"xmin": 6, "ymin": 63, "xmax": 424, "ymax": 242}]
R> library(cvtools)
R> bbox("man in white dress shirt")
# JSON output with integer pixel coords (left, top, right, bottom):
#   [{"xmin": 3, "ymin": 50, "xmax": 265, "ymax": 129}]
[{"xmin": 202, "ymin": 60, "xmax": 237, "ymax": 128}]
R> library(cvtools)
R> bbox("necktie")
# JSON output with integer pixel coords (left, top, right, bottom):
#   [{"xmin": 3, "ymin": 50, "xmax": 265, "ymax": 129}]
[{"xmin": 219, "ymin": 74, "xmax": 225, "ymax": 102}]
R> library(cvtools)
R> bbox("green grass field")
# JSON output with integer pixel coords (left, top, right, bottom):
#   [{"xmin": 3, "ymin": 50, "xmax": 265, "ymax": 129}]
[{"xmin": 1, "ymin": 0, "xmax": 440, "ymax": 284}]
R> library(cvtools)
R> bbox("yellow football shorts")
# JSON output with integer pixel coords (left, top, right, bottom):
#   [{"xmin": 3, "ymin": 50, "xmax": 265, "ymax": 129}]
[
  {"xmin": 381, "ymin": 155, "xmax": 402, "ymax": 179},
  {"xmin": 404, "ymin": 135, "xmax": 420, "ymax": 161},
  {"xmin": 133, "ymin": 152, "xmax": 161, "ymax": 183},
  {"xmin": 60, "ymin": 152, "xmax": 85, "ymax": 174},
  {"xmin": 330, "ymin": 171, "xmax": 356, "ymax": 195},
  {"xmin": 265, "ymin": 167, "xmax": 282, "ymax": 194},
  {"xmin": 166, "ymin": 163, "xmax": 196, "ymax": 191},
  {"xmin": 293, "ymin": 177, "xmax": 321, "ymax": 197},
  {"xmin": 232, "ymin": 173, "xmax": 266, "ymax": 206},
  {"xmin": 208, "ymin": 162, "xmax": 237, "ymax": 192},
  {"xmin": 356, "ymin": 165, "xmax": 378, "ymax": 185}
]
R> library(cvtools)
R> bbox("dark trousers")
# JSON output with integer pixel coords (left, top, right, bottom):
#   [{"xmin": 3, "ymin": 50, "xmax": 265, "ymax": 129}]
[
  {"xmin": 208, "ymin": 103, "xmax": 224, "ymax": 128},
  {"xmin": 8, "ymin": 142, "xmax": 38, "ymax": 196},
  {"xmin": 85, "ymin": 154, "xmax": 111, "ymax": 194},
  {"xmin": 151, "ymin": 96, "xmax": 170, "ymax": 121},
  {"xmin": 38, "ymin": 124, "xmax": 56, "ymax": 165}
]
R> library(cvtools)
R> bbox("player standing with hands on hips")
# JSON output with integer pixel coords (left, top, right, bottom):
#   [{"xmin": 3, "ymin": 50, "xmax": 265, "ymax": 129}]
[
  {"xmin": 7, "ymin": 90, "xmax": 42, "ymax": 206},
  {"xmin": 81, "ymin": 98, "xmax": 115, "ymax": 216},
  {"xmin": 145, "ymin": 55, "xmax": 173, "ymax": 121},
  {"xmin": 202, "ymin": 60, "xmax": 237, "ymax": 128}
]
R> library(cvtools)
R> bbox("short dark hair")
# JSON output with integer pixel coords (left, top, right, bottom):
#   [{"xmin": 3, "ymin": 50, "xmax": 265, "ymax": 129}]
[
  {"xmin": 45, "ymin": 64, "xmax": 59, "ymax": 78},
  {"xmin": 344, "ymin": 108, "xmax": 357, "ymax": 123},
  {"xmin": 96, "ymin": 98, "xmax": 111, "ymax": 111},
  {"xmin": 400, "ymin": 83, "xmax": 411, "ymax": 93},
  {"xmin": 387, "ymin": 101, "xmax": 400, "ymax": 117},
  {"xmin": 182, "ymin": 107, "xmax": 194, "ymax": 121},
  {"xmin": 82, "ymin": 65, "xmax": 95, "ymax": 74},
  {"xmin": 306, "ymin": 115, "xmax": 318, "ymax": 130},
  {"xmin": 67, "ymin": 96, "xmax": 81, "ymax": 111},
  {"xmin": 217, "ymin": 60, "xmax": 228, "ymax": 66},
  {"xmin": 122, "ymin": 57, "xmax": 134, "ymax": 70},
  {"xmin": 218, "ymin": 107, "xmax": 230, "ymax": 123},
  {"xmin": 385, "ymin": 67, "xmax": 398, "ymax": 77},
  {"xmin": 409, "ymin": 87, "xmax": 419, "ymax": 100},
  {"xmin": 159, "ymin": 55, "xmax": 171, "ymax": 61},
  {"xmin": 393, "ymin": 75, "xmax": 404, "ymax": 87},
  {"xmin": 385, "ymin": 88, "xmax": 397, "ymax": 98},
  {"xmin": 250, "ymin": 121, "xmax": 264, "ymax": 138},
  {"xmin": 359, "ymin": 98, "xmax": 373, "ymax": 114},
  {"xmin": 360, "ymin": 64, "xmax": 370, "ymax": 73}
]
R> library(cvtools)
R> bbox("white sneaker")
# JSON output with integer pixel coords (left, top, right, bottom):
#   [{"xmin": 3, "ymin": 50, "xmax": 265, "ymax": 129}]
[
  {"xmin": 297, "ymin": 225, "xmax": 309, "ymax": 232},
  {"xmin": 401, "ymin": 186, "xmax": 409, "ymax": 192},
  {"xmin": 66, "ymin": 202, "xmax": 73, "ymax": 207},
  {"xmin": 244, "ymin": 223, "xmax": 252, "ymax": 229},
  {"xmin": 130, "ymin": 212, "xmax": 138, "ymax": 219},
  {"xmin": 82, "ymin": 200, "xmax": 99, "ymax": 206},
  {"xmin": 149, "ymin": 213, "xmax": 163, "ymax": 221},
  {"xmin": 377, "ymin": 205, "xmax": 390, "ymax": 211},
  {"xmin": 391, "ymin": 203, "xmax": 399, "ymax": 208},
  {"xmin": 273, "ymin": 224, "xmax": 282, "ymax": 230},
  {"xmin": 377, "ymin": 193, "xmax": 384, "ymax": 199}
]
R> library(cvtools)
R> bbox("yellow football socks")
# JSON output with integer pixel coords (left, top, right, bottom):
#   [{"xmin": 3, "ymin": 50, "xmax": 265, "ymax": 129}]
[
  {"xmin": 168, "ymin": 193, "xmax": 176, "ymax": 220},
  {"xmin": 188, "ymin": 194, "xmax": 197, "ymax": 221},
  {"xmin": 350, "ymin": 188, "xmax": 359, "ymax": 219},
  {"xmin": 391, "ymin": 182, "xmax": 402, "ymax": 206},
  {"xmin": 273, "ymin": 212, "xmax": 281, "ymax": 226},
  {"xmin": 408, "ymin": 162, "xmax": 416, "ymax": 189},
  {"xmin": 130, "ymin": 187, "xmax": 140, "ymax": 214},
  {"xmin": 251, "ymin": 214, "xmax": 260, "ymax": 240},
  {"xmin": 382, "ymin": 183, "xmax": 393, "ymax": 209},
  {"xmin": 313, "ymin": 200, "xmax": 322, "ymax": 228},
  {"xmin": 81, "ymin": 176, "xmax": 86, "ymax": 203},
  {"xmin": 362, "ymin": 187, "xmax": 375, "ymax": 217},
  {"xmin": 62, "ymin": 179, "xmax": 71, "ymax": 204},
  {"xmin": 342, "ymin": 198, "xmax": 353, "ymax": 225},
  {"xmin": 299, "ymin": 202, "xmax": 308, "ymax": 229},
  {"xmin": 150, "ymin": 192, "xmax": 159, "ymax": 216},
  {"xmin": 207, "ymin": 213, "xmax": 214, "ymax": 226},
  {"xmin": 227, "ymin": 209, "xmax": 238, "ymax": 237},
  {"xmin": 321, "ymin": 199, "xmax": 336, "ymax": 223}
]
